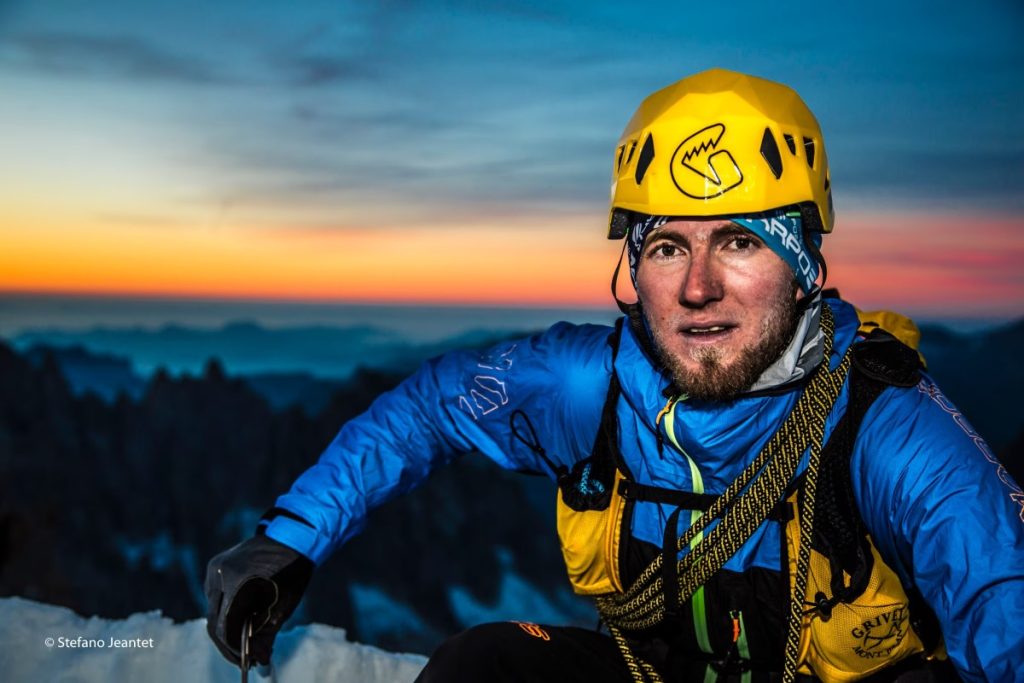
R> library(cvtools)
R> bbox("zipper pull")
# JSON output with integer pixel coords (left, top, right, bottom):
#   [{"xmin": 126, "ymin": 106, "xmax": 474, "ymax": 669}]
[
  {"xmin": 654, "ymin": 396, "xmax": 675, "ymax": 461},
  {"xmin": 718, "ymin": 609, "xmax": 742, "ymax": 671},
  {"xmin": 655, "ymin": 395, "xmax": 687, "ymax": 460}
]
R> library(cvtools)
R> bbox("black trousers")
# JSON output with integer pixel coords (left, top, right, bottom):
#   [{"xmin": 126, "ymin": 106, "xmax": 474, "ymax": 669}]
[
  {"xmin": 414, "ymin": 622, "xmax": 962, "ymax": 683},
  {"xmin": 414, "ymin": 621, "xmax": 633, "ymax": 683}
]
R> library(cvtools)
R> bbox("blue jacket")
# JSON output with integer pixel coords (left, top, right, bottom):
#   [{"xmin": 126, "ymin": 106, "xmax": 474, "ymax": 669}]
[{"xmin": 263, "ymin": 298, "xmax": 1024, "ymax": 681}]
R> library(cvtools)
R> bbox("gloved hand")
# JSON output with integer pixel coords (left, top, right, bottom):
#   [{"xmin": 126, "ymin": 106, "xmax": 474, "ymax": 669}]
[{"xmin": 205, "ymin": 534, "xmax": 315, "ymax": 667}]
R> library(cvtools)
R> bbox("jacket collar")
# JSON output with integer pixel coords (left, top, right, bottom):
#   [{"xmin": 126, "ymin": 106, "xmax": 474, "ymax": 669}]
[{"xmin": 615, "ymin": 297, "xmax": 861, "ymax": 414}]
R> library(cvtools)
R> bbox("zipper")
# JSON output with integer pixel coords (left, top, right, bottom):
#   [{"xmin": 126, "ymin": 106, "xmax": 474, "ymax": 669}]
[{"xmin": 661, "ymin": 396, "xmax": 714, "ymax": 656}]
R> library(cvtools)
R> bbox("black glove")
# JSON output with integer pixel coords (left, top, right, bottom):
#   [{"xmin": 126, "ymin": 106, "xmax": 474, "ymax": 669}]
[{"xmin": 205, "ymin": 534, "xmax": 314, "ymax": 667}]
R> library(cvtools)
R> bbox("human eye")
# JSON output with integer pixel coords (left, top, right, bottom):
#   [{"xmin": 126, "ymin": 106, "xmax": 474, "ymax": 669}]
[
  {"xmin": 725, "ymin": 234, "xmax": 760, "ymax": 252},
  {"xmin": 646, "ymin": 241, "xmax": 681, "ymax": 261}
]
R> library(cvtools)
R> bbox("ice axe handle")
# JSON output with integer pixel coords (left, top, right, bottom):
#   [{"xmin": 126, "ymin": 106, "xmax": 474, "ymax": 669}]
[{"xmin": 240, "ymin": 616, "xmax": 254, "ymax": 683}]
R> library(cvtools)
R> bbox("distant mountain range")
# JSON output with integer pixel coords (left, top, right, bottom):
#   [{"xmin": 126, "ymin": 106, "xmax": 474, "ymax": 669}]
[
  {"xmin": 915, "ymin": 318, "xmax": 1024, "ymax": 452},
  {"xmin": 20, "ymin": 343, "xmax": 347, "ymax": 415},
  {"xmin": 11, "ymin": 321, "xmax": 527, "ymax": 379},
  {"xmin": 12, "ymin": 323, "xmax": 532, "ymax": 416},
  {"xmin": 9, "ymin": 317, "xmax": 1023, "ymax": 451}
]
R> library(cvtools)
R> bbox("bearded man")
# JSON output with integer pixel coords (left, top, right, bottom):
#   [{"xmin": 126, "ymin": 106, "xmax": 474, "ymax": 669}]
[{"xmin": 206, "ymin": 69, "xmax": 1024, "ymax": 682}]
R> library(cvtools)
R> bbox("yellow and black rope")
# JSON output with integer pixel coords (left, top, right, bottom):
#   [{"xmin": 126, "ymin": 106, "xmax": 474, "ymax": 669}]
[
  {"xmin": 608, "ymin": 622, "xmax": 664, "ymax": 683},
  {"xmin": 596, "ymin": 306, "xmax": 851, "ymax": 682}
]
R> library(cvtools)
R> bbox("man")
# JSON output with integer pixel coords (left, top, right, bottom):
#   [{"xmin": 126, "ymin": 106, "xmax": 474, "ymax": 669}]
[{"xmin": 205, "ymin": 69, "xmax": 1024, "ymax": 682}]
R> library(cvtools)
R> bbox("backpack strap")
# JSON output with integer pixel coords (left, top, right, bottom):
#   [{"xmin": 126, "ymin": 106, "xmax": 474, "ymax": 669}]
[{"xmin": 812, "ymin": 328, "xmax": 921, "ymax": 605}]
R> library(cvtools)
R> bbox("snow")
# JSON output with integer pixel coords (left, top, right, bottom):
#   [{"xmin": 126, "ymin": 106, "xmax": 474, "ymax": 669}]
[{"xmin": 0, "ymin": 597, "xmax": 427, "ymax": 683}]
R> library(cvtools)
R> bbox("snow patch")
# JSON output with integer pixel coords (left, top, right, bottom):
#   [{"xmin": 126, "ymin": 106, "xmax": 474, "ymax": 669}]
[{"xmin": 0, "ymin": 597, "xmax": 426, "ymax": 682}]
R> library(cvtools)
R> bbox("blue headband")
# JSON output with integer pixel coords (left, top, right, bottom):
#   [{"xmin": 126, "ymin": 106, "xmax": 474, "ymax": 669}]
[{"xmin": 627, "ymin": 209, "xmax": 822, "ymax": 294}]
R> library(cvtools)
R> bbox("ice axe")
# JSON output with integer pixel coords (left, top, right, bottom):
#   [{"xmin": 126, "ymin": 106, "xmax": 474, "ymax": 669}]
[{"xmin": 240, "ymin": 616, "xmax": 275, "ymax": 683}]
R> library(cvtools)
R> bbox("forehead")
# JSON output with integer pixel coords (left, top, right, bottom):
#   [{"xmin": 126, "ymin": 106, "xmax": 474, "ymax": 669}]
[{"xmin": 646, "ymin": 218, "xmax": 749, "ymax": 242}]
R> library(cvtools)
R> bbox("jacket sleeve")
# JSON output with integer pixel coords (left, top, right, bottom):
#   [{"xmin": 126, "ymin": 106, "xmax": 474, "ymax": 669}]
[
  {"xmin": 260, "ymin": 322, "xmax": 612, "ymax": 566},
  {"xmin": 852, "ymin": 375, "xmax": 1024, "ymax": 683}
]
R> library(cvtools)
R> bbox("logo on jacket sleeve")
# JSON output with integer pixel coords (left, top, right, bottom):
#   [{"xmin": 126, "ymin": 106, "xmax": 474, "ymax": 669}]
[
  {"xmin": 457, "ymin": 344, "xmax": 516, "ymax": 421},
  {"xmin": 670, "ymin": 123, "xmax": 743, "ymax": 199}
]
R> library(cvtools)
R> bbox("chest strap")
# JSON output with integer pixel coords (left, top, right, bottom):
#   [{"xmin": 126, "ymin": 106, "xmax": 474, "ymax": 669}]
[{"xmin": 617, "ymin": 480, "xmax": 794, "ymax": 523}]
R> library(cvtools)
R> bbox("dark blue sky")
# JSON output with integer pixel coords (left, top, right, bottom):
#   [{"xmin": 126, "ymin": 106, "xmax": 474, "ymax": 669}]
[
  {"xmin": 3, "ymin": 0, "xmax": 1021, "ymax": 220},
  {"xmin": 1, "ymin": 1, "xmax": 1021, "ymax": 317}
]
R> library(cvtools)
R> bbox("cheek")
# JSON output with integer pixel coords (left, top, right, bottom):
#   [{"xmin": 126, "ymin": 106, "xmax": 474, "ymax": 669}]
[
  {"xmin": 725, "ymin": 258, "xmax": 793, "ymax": 299},
  {"xmin": 636, "ymin": 270, "xmax": 677, "ymax": 314},
  {"xmin": 634, "ymin": 266, "xmax": 660, "ymax": 304}
]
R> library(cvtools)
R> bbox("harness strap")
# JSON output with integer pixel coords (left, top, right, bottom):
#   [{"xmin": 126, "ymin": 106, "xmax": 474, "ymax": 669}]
[
  {"xmin": 618, "ymin": 480, "xmax": 794, "ymax": 522},
  {"xmin": 662, "ymin": 506, "xmax": 685, "ymax": 621},
  {"xmin": 618, "ymin": 480, "xmax": 715, "ymax": 510}
]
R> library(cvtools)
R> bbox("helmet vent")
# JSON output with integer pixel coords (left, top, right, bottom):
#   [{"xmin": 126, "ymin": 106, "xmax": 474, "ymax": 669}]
[
  {"xmin": 616, "ymin": 145, "xmax": 625, "ymax": 170},
  {"xmin": 783, "ymin": 133, "xmax": 797, "ymax": 155},
  {"xmin": 760, "ymin": 127, "xmax": 783, "ymax": 180},
  {"xmin": 625, "ymin": 139, "xmax": 638, "ymax": 164},
  {"xmin": 634, "ymin": 134, "xmax": 655, "ymax": 185},
  {"xmin": 803, "ymin": 137, "xmax": 816, "ymax": 168}
]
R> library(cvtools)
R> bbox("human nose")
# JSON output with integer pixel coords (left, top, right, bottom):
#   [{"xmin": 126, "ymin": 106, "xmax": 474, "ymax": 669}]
[{"xmin": 679, "ymin": 250, "xmax": 723, "ymax": 307}]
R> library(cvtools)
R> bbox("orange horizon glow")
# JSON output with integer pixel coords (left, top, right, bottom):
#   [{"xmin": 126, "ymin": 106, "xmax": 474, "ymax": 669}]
[
  {"xmin": 4, "ymin": 207, "xmax": 1022, "ymax": 318},
  {"xmin": 2, "ymin": 203, "xmax": 624, "ymax": 307},
  {"xmin": 823, "ymin": 212, "xmax": 1023, "ymax": 318}
]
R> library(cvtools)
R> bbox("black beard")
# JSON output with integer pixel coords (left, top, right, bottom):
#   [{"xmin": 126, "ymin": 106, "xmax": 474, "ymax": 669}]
[{"xmin": 645, "ymin": 289, "xmax": 801, "ymax": 402}]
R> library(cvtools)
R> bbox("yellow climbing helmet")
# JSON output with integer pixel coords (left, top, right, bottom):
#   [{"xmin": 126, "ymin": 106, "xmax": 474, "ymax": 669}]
[{"xmin": 608, "ymin": 68, "xmax": 834, "ymax": 238}]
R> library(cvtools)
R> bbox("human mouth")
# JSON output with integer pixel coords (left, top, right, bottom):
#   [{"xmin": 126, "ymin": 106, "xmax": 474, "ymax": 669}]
[{"xmin": 678, "ymin": 323, "xmax": 736, "ymax": 342}]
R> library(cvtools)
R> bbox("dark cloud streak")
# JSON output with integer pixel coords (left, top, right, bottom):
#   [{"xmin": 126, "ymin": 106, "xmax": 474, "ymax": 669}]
[
  {"xmin": 198, "ymin": 120, "xmax": 610, "ymax": 209},
  {"xmin": 1, "ymin": 30, "xmax": 381, "ymax": 89},
  {"xmin": 835, "ymin": 147, "xmax": 1024, "ymax": 210},
  {"xmin": 2, "ymin": 32, "xmax": 227, "ymax": 83},
  {"xmin": 286, "ymin": 54, "xmax": 374, "ymax": 86}
]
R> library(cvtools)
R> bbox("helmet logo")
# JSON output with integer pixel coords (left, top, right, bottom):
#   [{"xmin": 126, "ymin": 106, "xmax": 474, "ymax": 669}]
[{"xmin": 670, "ymin": 123, "xmax": 743, "ymax": 199}]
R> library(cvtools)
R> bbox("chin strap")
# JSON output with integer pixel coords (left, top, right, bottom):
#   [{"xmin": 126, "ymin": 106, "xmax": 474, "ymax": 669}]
[{"xmin": 610, "ymin": 237, "xmax": 636, "ymax": 317}]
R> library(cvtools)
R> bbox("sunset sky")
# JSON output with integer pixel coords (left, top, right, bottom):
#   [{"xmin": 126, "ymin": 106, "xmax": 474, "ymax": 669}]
[{"xmin": 1, "ymin": 1, "xmax": 1022, "ymax": 320}]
